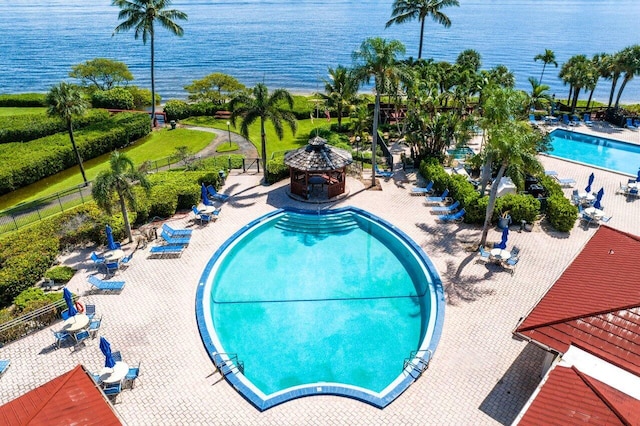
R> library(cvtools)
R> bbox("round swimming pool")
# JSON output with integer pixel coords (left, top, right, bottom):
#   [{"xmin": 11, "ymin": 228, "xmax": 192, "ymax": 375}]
[{"xmin": 196, "ymin": 207, "xmax": 444, "ymax": 410}]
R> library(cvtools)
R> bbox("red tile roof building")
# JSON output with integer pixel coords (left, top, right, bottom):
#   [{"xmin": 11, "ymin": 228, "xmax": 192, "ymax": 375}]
[
  {"xmin": 0, "ymin": 364, "xmax": 122, "ymax": 426},
  {"xmin": 514, "ymin": 226, "xmax": 640, "ymax": 425}
]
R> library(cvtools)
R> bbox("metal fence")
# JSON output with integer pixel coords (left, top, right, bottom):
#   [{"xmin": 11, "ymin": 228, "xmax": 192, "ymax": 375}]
[
  {"xmin": 0, "ymin": 298, "xmax": 68, "ymax": 347},
  {"xmin": 0, "ymin": 184, "xmax": 93, "ymax": 235}
]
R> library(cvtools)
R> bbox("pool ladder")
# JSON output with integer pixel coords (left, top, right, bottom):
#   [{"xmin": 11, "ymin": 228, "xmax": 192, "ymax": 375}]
[
  {"xmin": 403, "ymin": 349, "xmax": 432, "ymax": 379},
  {"xmin": 212, "ymin": 352, "xmax": 245, "ymax": 376}
]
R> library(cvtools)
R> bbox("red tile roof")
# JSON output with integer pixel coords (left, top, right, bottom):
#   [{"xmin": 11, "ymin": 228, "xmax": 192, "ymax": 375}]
[
  {"xmin": 515, "ymin": 226, "xmax": 640, "ymax": 376},
  {"xmin": 0, "ymin": 364, "xmax": 122, "ymax": 426},
  {"xmin": 518, "ymin": 365, "xmax": 639, "ymax": 425}
]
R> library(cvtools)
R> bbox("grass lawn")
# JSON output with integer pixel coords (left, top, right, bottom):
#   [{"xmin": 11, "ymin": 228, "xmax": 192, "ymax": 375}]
[
  {"xmin": 181, "ymin": 116, "xmax": 349, "ymax": 157},
  {"xmin": 0, "ymin": 107, "xmax": 46, "ymax": 116},
  {"xmin": 0, "ymin": 128, "xmax": 215, "ymax": 211}
]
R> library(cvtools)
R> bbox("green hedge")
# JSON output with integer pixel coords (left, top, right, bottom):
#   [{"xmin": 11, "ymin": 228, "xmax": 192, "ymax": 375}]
[
  {"xmin": 0, "ymin": 109, "xmax": 111, "ymax": 144},
  {"xmin": 546, "ymin": 194, "xmax": 578, "ymax": 232},
  {"xmin": 163, "ymin": 100, "xmax": 222, "ymax": 121},
  {"xmin": 44, "ymin": 266, "xmax": 76, "ymax": 283},
  {"xmin": 0, "ymin": 93, "xmax": 47, "ymax": 107},
  {"xmin": 0, "ymin": 112, "xmax": 150, "ymax": 195},
  {"xmin": 91, "ymin": 87, "xmax": 134, "ymax": 110}
]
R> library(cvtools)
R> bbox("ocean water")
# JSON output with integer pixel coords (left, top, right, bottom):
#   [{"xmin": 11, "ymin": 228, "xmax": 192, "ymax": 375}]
[{"xmin": 2, "ymin": 0, "xmax": 640, "ymax": 102}]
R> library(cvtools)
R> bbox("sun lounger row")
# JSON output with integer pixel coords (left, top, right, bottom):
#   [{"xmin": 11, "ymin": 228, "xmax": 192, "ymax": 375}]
[
  {"xmin": 411, "ymin": 180, "xmax": 434, "ymax": 195},
  {"xmin": 160, "ymin": 229, "xmax": 191, "ymax": 246},
  {"xmin": 545, "ymin": 170, "xmax": 576, "ymax": 188},
  {"xmin": 374, "ymin": 165, "xmax": 394, "ymax": 178},
  {"xmin": 424, "ymin": 189, "xmax": 449, "ymax": 205},
  {"xmin": 162, "ymin": 223, "xmax": 192, "ymax": 237},
  {"xmin": 87, "ymin": 275, "xmax": 125, "ymax": 293}
]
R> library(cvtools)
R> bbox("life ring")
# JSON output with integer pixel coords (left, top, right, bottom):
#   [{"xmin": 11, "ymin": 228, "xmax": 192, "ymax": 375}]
[{"xmin": 74, "ymin": 301, "xmax": 85, "ymax": 314}]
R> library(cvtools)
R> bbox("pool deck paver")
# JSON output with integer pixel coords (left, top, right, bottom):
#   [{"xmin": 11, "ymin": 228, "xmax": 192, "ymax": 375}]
[{"xmin": 1, "ymin": 123, "xmax": 640, "ymax": 424}]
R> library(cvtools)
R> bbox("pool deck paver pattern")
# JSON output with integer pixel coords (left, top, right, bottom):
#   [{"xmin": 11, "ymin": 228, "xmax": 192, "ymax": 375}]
[{"xmin": 1, "ymin": 122, "xmax": 640, "ymax": 425}]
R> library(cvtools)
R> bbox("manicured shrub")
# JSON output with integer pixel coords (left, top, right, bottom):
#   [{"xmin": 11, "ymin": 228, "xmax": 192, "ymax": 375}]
[
  {"xmin": 13, "ymin": 288, "xmax": 59, "ymax": 312},
  {"xmin": 0, "ymin": 93, "xmax": 46, "ymax": 107},
  {"xmin": 266, "ymin": 158, "xmax": 289, "ymax": 184},
  {"xmin": 91, "ymin": 87, "xmax": 135, "ymax": 110},
  {"xmin": 494, "ymin": 193, "xmax": 541, "ymax": 224},
  {"xmin": 0, "ymin": 112, "xmax": 150, "ymax": 195},
  {"xmin": 193, "ymin": 155, "xmax": 245, "ymax": 171},
  {"xmin": 126, "ymin": 86, "xmax": 152, "ymax": 110},
  {"xmin": 0, "ymin": 109, "xmax": 110, "ymax": 144},
  {"xmin": 163, "ymin": 100, "xmax": 191, "ymax": 121},
  {"xmin": 44, "ymin": 266, "xmax": 76, "ymax": 283},
  {"xmin": 148, "ymin": 186, "xmax": 178, "ymax": 218},
  {"xmin": 546, "ymin": 194, "xmax": 578, "ymax": 232}
]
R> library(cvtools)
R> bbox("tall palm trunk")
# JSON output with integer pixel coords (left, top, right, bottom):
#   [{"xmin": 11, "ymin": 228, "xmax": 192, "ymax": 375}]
[
  {"xmin": 418, "ymin": 18, "xmax": 426, "ymax": 59},
  {"xmin": 371, "ymin": 92, "xmax": 380, "ymax": 187},
  {"xmin": 480, "ymin": 162, "xmax": 507, "ymax": 245},
  {"xmin": 67, "ymin": 120, "xmax": 87, "ymax": 184},
  {"xmin": 118, "ymin": 191, "xmax": 133, "ymax": 243},
  {"xmin": 586, "ymin": 88, "xmax": 595, "ymax": 109},
  {"xmin": 608, "ymin": 76, "xmax": 619, "ymax": 108},
  {"xmin": 539, "ymin": 64, "xmax": 547, "ymax": 85},
  {"xmin": 614, "ymin": 77, "xmax": 631, "ymax": 108},
  {"xmin": 260, "ymin": 118, "xmax": 268, "ymax": 183},
  {"xmin": 479, "ymin": 151, "xmax": 493, "ymax": 196},
  {"xmin": 150, "ymin": 29, "xmax": 156, "ymax": 127}
]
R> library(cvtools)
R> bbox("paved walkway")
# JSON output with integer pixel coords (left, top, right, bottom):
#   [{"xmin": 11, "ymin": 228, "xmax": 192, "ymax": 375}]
[{"xmin": 1, "ymin": 122, "xmax": 639, "ymax": 425}]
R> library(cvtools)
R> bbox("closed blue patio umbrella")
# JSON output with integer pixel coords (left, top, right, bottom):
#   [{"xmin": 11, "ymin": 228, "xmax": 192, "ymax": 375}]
[
  {"xmin": 593, "ymin": 187, "xmax": 604, "ymax": 210},
  {"xmin": 585, "ymin": 172, "xmax": 595, "ymax": 193},
  {"xmin": 495, "ymin": 226, "xmax": 509, "ymax": 250},
  {"xmin": 99, "ymin": 336, "xmax": 116, "ymax": 368},
  {"xmin": 201, "ymin": 183, "xmax": 213, "ymax": 206},
  {"xmin": 105, "ymin": 224, "xmax": 117, "ymax": 251},
  {"xmin": 63, "ymin": 287, "xmax": 77, "ymax": 317},
  {"xmin": 636, "ymin": 168, "xmax": 640, "ymax": 182}
]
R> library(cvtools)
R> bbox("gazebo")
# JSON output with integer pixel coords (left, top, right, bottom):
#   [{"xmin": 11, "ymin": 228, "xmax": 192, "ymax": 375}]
[{"xmin": 284, "ymin": 136, "xmax": 353, "ymax": 200}]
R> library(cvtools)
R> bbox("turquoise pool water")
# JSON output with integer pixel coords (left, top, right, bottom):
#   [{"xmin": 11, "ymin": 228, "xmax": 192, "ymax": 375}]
[
  {"xmin": 549, "ymin": 129, "xmax": 640, "ymax": 175},
  {"xmin": 447, "ymin": 146, "xmax": 475, "ymax": 159},
  {"xmin": 196, "ymin": 208, "xmax": 444, "ymax": 410}
]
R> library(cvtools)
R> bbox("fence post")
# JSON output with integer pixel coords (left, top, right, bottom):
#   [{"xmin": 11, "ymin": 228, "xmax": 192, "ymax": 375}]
[
  {"xmin": 242, "ymin": 158, "xmax": 246, "ymax": 173},
  {"xmin": 228, "ymin": 156, "xmax": 232, "ymax": 170},
  {"xmin": 257, "ymin": 159, "xmax": 261, "ymax": 173},
  {"xmin": 57, "ymin": 192, "xmax": 64, "ymax": 211},
  {"xmin": 79, "ymin": 186, "xmax": 85, "ymax": 203},
  {"xmin": 12, "ymin": 214, "xmax": 19, "ymax": 231},
  {"xmin": 36, "ymin": 207, "xmax": 42, "ymax": 221}
]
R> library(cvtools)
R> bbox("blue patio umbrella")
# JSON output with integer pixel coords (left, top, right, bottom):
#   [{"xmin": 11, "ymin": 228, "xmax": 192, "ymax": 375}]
[
  {"xmin": 585, "ymin": 172, "xmax": 594, "ymax": 193},
  {"xmin": 63, "ymin": 287, "xmax": 77, "ymax": 317},
  {"xmin": 636, "ymin": 168, "xmax": 640, "ymax": 182},
  {"xmin": 105, "ymin": 224, "xmax": 117, "ymax": 251},
  {"xmin": 201, "ymin": 183, "xmax": 213, "ymax": 206},
  {"xmin": 99, "ymin": 336, "xmax": 116, "ymax": 368},
  {"xmin": 495, "ymin": 226, "xmax": 509, "ymax": 250},
  {"xmin": 593, "ymin": 187, "xmax": 604, "ymax": 210}
]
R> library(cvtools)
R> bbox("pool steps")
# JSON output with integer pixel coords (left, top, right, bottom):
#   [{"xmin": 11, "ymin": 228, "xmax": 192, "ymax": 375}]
[{"xmin": 274, "ymin": 211, "xmax": 358, "ymax": 234}]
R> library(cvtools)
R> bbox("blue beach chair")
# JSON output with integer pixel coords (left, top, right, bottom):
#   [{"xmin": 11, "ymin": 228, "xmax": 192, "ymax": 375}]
[{"xmin": 424, "ymin": 189, "xmax": 449, "ymax": 205}]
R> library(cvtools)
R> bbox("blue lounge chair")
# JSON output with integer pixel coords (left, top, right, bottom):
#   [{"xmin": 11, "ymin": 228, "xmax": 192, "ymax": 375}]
[
  {"xmin": 436, "ymin": 208, "xmax": 466, "ymax": 223},
  {"xmin": 374, "ymin": 165, "xmax": 394, "ymax": 178},
  {"xmin": 562, "ymin": 114, "xmax": 576, "ymax": 126},
  {"xmin": 149, "ymin": 245, "xmax": 185, "ymax": 258},
  {"xmin": 625, "ymin": 118, "xmax": 638, "ymax": 129},
  {"xmin": 160, "ymin": 229, "xmax": 191, "ymax": 245},
  {"xmin": 411, "ymin": 181, "xmax": 434, "ymax": 195},
  {"xmin": 88, "ymin": 315, "xmax": 102, "ymax": 338},
  {"xmin": 583, "ymin": 113, "xmax": 593, "ymax": 126},
  {"xmin": 207, "ymin": 185, "xmax": 230, "ymax": 202},
  {"xmin": 424, "ymin": 189, "xmax": 449, "ymax": 205},
  {"xmin": 431, "ymin": 200, "xmax": 460, "ymax": 214},
  {"xmin": 162, "ymin": 223, "xmax": 192, "ymax": 237},
  {"xmin": 546, "ymin": 171, "xmax": 576, "ymax": 188},
  {"xmin": 0, "ymin": 359, "xmax": 10, "ymax": 376},
  {"xmin": 476, "ymin": 245, "xmax": 492, "ymax": 263},
  {"xmin": 87, "ymin": 275, "xmax": 125, "ymax": 293},
  {"xmin": 90, "ymin": 252, "xmax": 106, "ymax": 270}
]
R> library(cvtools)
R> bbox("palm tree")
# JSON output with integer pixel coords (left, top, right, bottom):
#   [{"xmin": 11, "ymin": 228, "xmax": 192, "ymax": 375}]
[
  {"xmin": 527, "ymin": 77, "xmax": 551, "ymax": 111},
  {"xmin": 229, "ymin": 83, "xmax": 297, "ymax": 183},
  {"xmin": 479, "ymin": 120, "xmax": 542, "ymax": 246},
  {"xmin": 92, "ymin": 151, "xmax": 151, "ymax": 243},
  {"xmin": 560, "ymin": 54, "xmax": 594, "ymax": 113},
  {"xmin": 352, "ymin": 37, "xmax": 406, "ymax": 187},
  {"xmin": 46, "ymin": 82, "xmax": 90, "ymax": 185},
  {"xmin": 319, "ymin": 66, "xmax": 358, "ymax": 131},
  {"xmin": 385, "ymin": 0, "xmax": 459, "ymax": 60},
  {"xmin": 534, "ymin": 49, "xmax": 557, "ymax": 85},
  {"xmin": 614, "ymin": 45, "xmax": 640, "ymax": 108},
  {"xmin": 112, "ymin": 0, "xmax": 187, "ymax": 126}
]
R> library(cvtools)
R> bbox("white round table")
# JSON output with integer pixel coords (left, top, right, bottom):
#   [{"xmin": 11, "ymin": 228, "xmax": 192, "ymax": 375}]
[
  {"xmin": 62, "ymin": 314, "xmax": 89, "ymax": 333},
  {"xmin": 584, "ymin": 207, "xmax": 604, "ymax": 219},
  {"xmin": 99, "ymin": 361, "xmax": 129, "ymax": 384},
  {"xmin": 490, "ymin": 248, "xmax": 511, "ymax": 260},
  {"xmin": 103, "ymin": 249, "xmax": 124, "ymax": 262}
]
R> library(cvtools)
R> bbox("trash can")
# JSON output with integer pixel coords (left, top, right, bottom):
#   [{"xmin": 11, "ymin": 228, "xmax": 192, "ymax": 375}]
[
  {"xmin": 498, "ymin": 214, "xmax": 511, "ymax": 230},
  {"xmin": 170, "ymin": 120, "xmax": 176, "ymax": 130},
  {"xmin": 218, "ymin": 170, "xmax": 226, "ymax": 185}
]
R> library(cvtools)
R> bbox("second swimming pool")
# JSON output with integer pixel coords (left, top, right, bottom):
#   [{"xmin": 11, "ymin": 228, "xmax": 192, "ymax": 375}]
[{"xmin": 549, "ymin": 129, "xmax": 640, "ymax": 175}]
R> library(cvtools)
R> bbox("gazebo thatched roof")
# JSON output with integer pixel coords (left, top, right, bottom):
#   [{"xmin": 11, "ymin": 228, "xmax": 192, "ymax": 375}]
[{"xmin": 284, "ymin": 136, "xmax": 353, "ymax": 172}]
